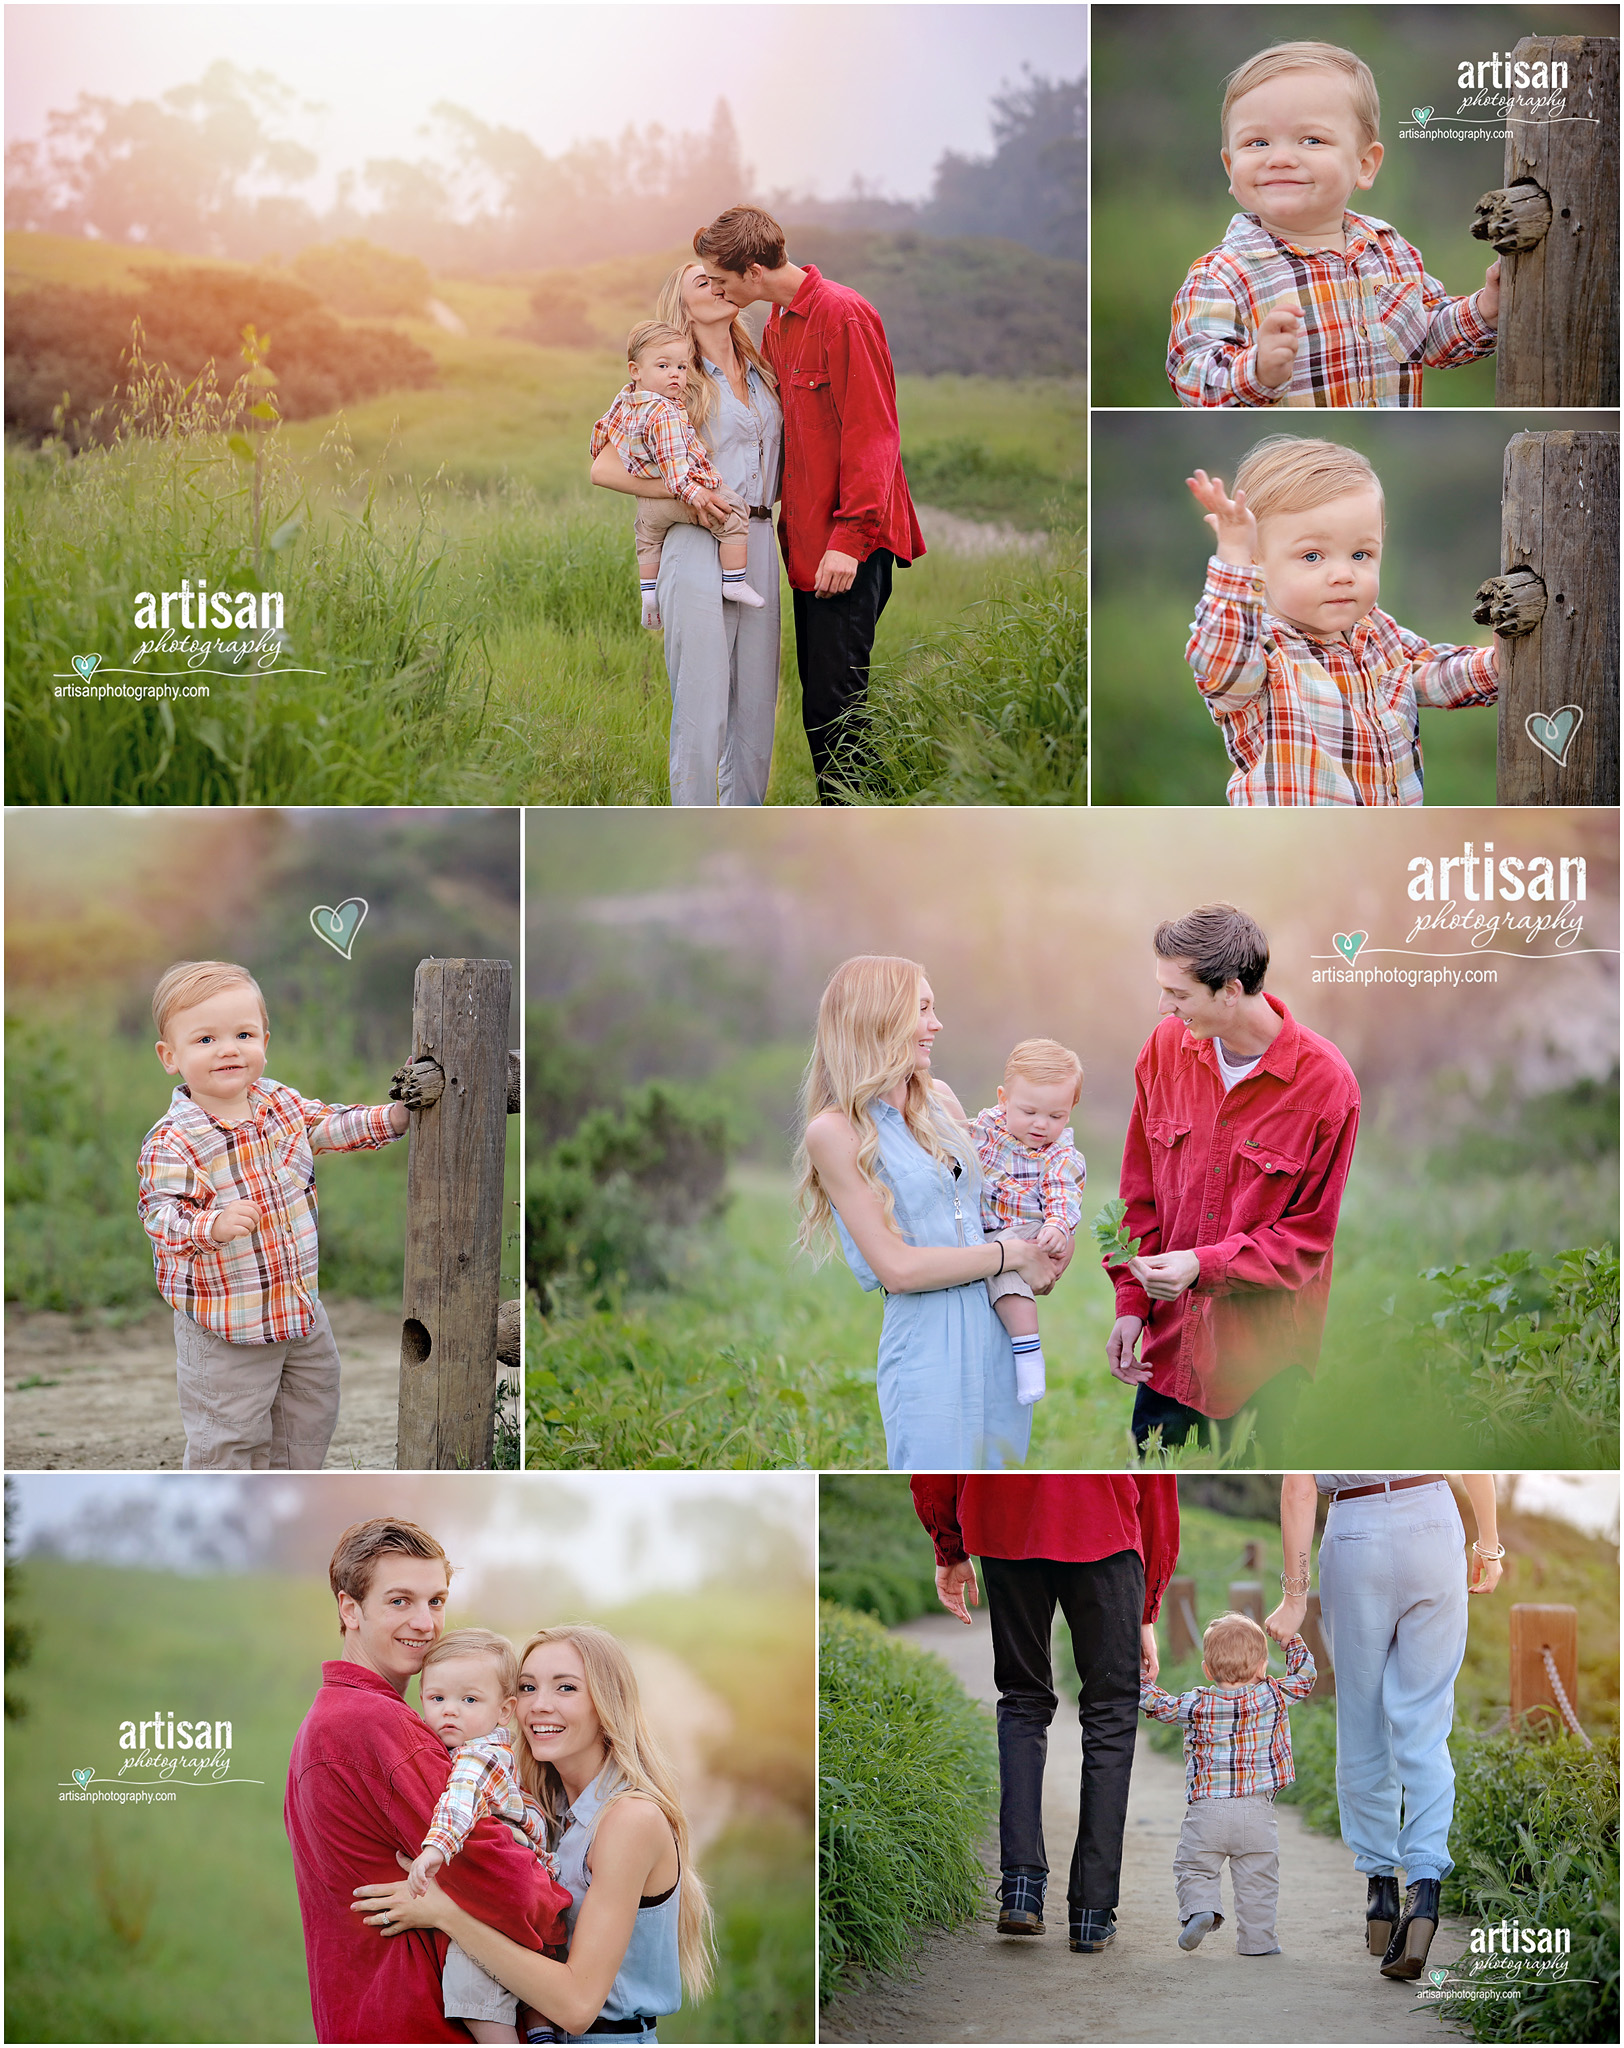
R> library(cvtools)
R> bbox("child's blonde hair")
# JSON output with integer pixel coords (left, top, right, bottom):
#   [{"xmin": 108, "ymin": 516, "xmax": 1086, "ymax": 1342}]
[
  {"xmin": 1203, "ymin": 1611, "xmax": 1270, "ymax": 1684},
  {"xmin": 1232, "ymin": 436, "xmax": 1384, "ymax": 532},
  {"xmin": 152, "ymin": 960, "xmax": 268, "ymax": 1043},
  {"xmin": 1222, "ymin": 41, "xmax": 1381, "ymax": 150},
  {"xmin": 422, "ymin": 1627, "xmax": 519, "ymax": 1701},
  {"xmin": 626, "ymin": 319, "xmax": 691, "ymax": 367},
  {"xmin": 515, "ymin": 1626, "xmax": 715, "ymax": 2000},
  {"xmin": 1002, "ymin": 1037, "xmax": 1084, "ymax": 1106}
]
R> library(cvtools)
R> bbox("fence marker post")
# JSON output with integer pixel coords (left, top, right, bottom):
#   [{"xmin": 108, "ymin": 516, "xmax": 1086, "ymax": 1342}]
[
  {"xmin": 1509, "ymin": 1603, "xmax": 1579, "ymax": 1736},
  {"xmin": 1167, "ymin": 1576, "xmax": 1200, "ymax": 1663}
]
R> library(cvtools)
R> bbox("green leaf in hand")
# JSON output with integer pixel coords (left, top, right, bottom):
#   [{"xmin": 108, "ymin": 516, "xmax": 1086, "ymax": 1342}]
[{"xmin": 1092, "ymin": 1196, "xmax": 1141, "ymax": 1267}]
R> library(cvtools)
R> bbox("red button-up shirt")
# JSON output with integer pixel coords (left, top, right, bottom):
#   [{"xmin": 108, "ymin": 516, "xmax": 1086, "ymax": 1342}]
[
  {"xmin": 762, "ymin": 265, "xmax": 925, "ymax": 591},
  {"xmin": 910, "ymin": 1475, "xmax": 1179, "ymax": 1625},
  {"xmin": 1110, "ymin": 995, "xmax": 1360, "ymax": 1419},
  {"xmin": 285, "ymin": 1661, "xmax": 569, "ymax": 2044}
]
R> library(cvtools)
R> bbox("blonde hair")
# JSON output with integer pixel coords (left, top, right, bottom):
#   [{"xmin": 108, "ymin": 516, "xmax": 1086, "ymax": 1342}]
[
  {"xmin": 152, "ymin": 959, "xmax": 268, "ymax": 1043},
  {"xmin": 422, "ymin": 1627, "xmax": 519, "ymax": 1700},
  {"xmin": 515, "ymin": 1627, "xmax": 714, "ymax": 2000},
  {"xmin": 1203, "ymin": 1611, "xmax": 1270, "ymax": 1684},
  {"xmin": 1232, "ymin": 436, "xmax": 1384, "ymax": 532},
  {"xmin": 626, "ymin": 319, "xmax": 690, "ymax": 368},
  {"xmin": 795, "ymin": 955, "xmax": 969, "ymax": 1261},
  {"xmin": 1003, "ymin": 1037, "xmax": 1083, "ymax": 1104},
  {"xmin": 653, "ymin": 262, "xmax": 777, "ymax": 435},
  {"xmin": 1222, "ymin": 41, "xmax": 1381, "ymax": 149}
]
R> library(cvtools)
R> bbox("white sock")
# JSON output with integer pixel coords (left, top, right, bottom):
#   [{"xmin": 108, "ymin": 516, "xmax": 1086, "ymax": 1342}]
[
  {"xmin": 721, "ymin": 569, "xmax": 764, "ymax": 608},
  {"xmin": 640, "ymin": 579, "xmax": 660, "ymax": 629},
  {"xmin": 1011, "ymin": 1333, "xmax": 1046, "ymax": 1406}
]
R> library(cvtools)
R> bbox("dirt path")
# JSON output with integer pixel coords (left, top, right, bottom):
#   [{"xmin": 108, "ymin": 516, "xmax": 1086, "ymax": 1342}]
[
  {"xmin": 823, "ymin": 1612, "xmax": 1468, "ymax": 2045},
  {"xmin": 915, "ymin": 504, "xmax": 1051, "ymax": 557},
  {"xmin": 5, "ymin": 1300, "xmax": 406, "ymax": 1470}
]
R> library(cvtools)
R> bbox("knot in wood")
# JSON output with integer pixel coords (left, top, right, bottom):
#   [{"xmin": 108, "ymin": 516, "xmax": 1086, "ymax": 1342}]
[
  {"xmin": 1472, "ymin": 565, "xmax": 1548, "ymax": 636},
  {"xmin": 1471, "ymin": 180, "xmax": 1553, "ymax": 253},
  {"xmin": 389, "ymin": 1053, "xmax": 446, "ymax": 1110}
]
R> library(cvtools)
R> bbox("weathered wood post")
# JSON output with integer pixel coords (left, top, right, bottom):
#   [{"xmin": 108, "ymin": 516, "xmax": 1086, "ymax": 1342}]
[
  {"xmin": 1510, "ymin": 1603, "xmax": 1581, "ymax": 1737},
  {"xmin": 1228, "ymin": 1578, "xmax": 1264, "ymax": 1626},
  {"xmin": 393, "ymin": 958, "xmax": 515, "ymax": 1469},
  {"xmin": 1472, "ymin": 37, "xmax": 1618, "ymax": 404},
  {"xmin": 1477, "ymin": 430, "xmax": 1619, "ymax": 804},
  {"xmin": 1167, "ymin": 1575, "xmax": 1200, "ymax": 1663}
]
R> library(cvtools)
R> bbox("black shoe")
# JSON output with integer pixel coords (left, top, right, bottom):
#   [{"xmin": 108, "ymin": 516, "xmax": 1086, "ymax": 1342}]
[
  {"xmin": 1069, "ymin": 1908, "xmax": 1116, "ymax": 1953},
  {"xmin": 997, "ymin": 1871, "xmax": 1046, "ymax": 1936},
  {"xmin": 1380, "ymin": 1879, "xmax": 1440, "ymax": 1979},
  {"xmin": 1366, "ymin": 1874, "xmax": 1401, "ymax": 1957}
]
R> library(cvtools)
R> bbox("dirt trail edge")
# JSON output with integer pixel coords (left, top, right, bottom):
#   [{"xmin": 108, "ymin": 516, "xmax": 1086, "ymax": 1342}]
[{"xmin": 823, "ymin": 1610, "xmax": 1468, "ymax": 2045}]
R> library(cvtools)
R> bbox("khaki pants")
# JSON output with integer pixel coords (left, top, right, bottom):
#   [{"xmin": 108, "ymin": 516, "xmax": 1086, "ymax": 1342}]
[
  {"xmin": 1173, "ymin": 1794, "xmax": 1281, "ymax": 1953},
  {"xmin": 442, "ymin": 1939, "xmax": 517, "ymax": 2025},
  {"xmin": 634, "ymin": 487, "xmax": 748, "ymax": 572},
  {"xmin": 986, "ymin": 1221, "xmax": 1041, "ymax": 1305},
  {"xmin": 174, "ymin": 1301, "xmax": 341, "ymax": 1470}
]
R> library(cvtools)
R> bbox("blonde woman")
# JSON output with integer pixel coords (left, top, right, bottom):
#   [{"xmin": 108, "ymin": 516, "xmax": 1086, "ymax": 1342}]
[
  {"xmin": 353, "ymin": 1626, "xmax": 713, "ymax": 2044},
  {"xmin": 798, "ymin": 955, "xmax": 1061, "ymax": 1469},
  {"xmin": 591, "ymin": 261, "xmax": 783, "ymax": 807}
]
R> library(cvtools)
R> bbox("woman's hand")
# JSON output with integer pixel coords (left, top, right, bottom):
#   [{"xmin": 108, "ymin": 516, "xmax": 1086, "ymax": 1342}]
[
  {"xmin": 352, "ymin": 1853, "xmax": 448, "ymax": 1936},
  {"xmin": 1000, "ymin": 1234, "xmax": 1058, "ymax": 1290},
  {"xmin": 1264, "ymin": 1594, "xmax": 1307, "ymax": 1645},
  {"xmin": 1468, "ymin": 1548, "xmax": 1503, "ymax": 1595}
]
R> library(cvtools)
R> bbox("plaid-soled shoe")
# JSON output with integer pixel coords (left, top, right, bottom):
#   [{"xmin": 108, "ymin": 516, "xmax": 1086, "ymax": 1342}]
[
  {"xmin": 1069, "ymin": 1908, "xmax": 1117, "ymax": 1953},
  {"xmin": 997, "ymin": 1870, "xmax": 1047, "ymax": 1935}
]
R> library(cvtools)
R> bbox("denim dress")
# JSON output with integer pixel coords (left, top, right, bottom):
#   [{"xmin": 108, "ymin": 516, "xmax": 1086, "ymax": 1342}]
[
  {"xmin": 550, "ymin": 1769, "xmax": 681, "ymax": 2044},
  {"xmin": 832, "ymin": 1100, "xmax": 1028, "ymax": 1470}
]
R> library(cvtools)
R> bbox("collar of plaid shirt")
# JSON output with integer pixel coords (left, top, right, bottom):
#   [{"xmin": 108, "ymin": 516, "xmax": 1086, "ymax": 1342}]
[{"xmin": 1226, "ymin": 206, "xmax": 1389, "ymax": 264}]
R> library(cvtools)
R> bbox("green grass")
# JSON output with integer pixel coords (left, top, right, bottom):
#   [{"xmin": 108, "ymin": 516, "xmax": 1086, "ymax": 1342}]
[{"xmin": 818, "ymin": 1476, "xmax": 942, "ymax": 1626}]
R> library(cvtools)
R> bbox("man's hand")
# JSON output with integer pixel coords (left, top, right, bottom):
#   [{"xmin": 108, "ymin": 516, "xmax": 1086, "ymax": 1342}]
[
  {"xmin": 1254, "ymin": 301, "xmax": 1304, "ymax": 389},
  {"xmin": 406, "ymin": 1846, "xmax": 444, "ymax": 1899},
  {"xmin": 1264, "ymin": 1595, "xmax": 1307, "ymax": 1645},
  {"xmin": 1106, "ymin": 1315, "xmax": 1151, "ymax": 1384},
  {"xmin": 1186, "ymin": 469, "xmax": 1259, "ymax": 567},
  {"xmin": 813, "ymin": 548, "xmax": 860, "ymax": 596},
  {"xmin": 687, "ymin": 485, "xmax": 732, "ymax": 536},
  {"xmin": 1140, "ymin": 1623, "xmax": 1160, "ymax": 1685},
  {"xmin": 936, "ymin": 1559, "xmax": 979, "ymax": 1626},
  {"xmin": 208, "ymin": 1199, "xmax": 261, "ymax": 1244},
  {"xmin": 1478, "ymin": 258, "xmax": 1501, "ymax": 326},
  {"xmin": 1129, "ymin": 1249, "xmax": 1201, "ymax": 1301}
]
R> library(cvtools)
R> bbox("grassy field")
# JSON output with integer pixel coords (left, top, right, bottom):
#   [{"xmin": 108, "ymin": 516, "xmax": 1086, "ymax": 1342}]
[
  {"xmin": 527, "ymin": 1150, "xmax": 1618, "ymax": 1470},
  {"xmin": 5, "ymin": 231, "xmax": 1082, "ymax": 807}
]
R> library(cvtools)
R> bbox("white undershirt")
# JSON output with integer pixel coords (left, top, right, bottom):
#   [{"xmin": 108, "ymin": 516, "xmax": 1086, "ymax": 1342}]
[{"xmin": 1214, "ymin": 1038, "xmax": 1263, "ymax": 1092}]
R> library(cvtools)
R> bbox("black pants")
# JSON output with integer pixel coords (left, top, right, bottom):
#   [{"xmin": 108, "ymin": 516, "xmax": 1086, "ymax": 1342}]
[
  {"xmin": 982, "ymin": 1549, "xmax": 1143, "ymax": 1917},
  {"xmin": 1131, "ymin": 1366, "xmax": 1306, "ymax": 1463},
  {"xmin": 792, "ymin": 548, "xmax": 895, "ymax": 803}
]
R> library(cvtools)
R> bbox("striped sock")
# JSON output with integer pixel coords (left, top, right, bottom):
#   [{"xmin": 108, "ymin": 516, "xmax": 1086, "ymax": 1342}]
[
  {"xmin": 1010, "ymin": 1333, "xmax": 1046, "ymax": 1406},
  {"xmin": 721, "ymin": 567, "xmax": 747, "ymax": 583},
  {"xmin": 639, "ymin": 579, "xmax": 659, "ymax": 627}
]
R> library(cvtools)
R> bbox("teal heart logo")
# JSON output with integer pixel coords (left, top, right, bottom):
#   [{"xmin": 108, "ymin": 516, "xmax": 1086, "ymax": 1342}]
[
  {"xmin": 1525, "ymin": 704, "xmax": 1582, "ymax": 768},
  {"xmin": 1428, "ymin": 1967, "xmax": 1448, "ymax": 1985},
  {"xmin": 1333, "ymin": 931, "xmax": 1368, "ymax": 962},
  {"xmin": 72, "ymin": 653, "xmax": 100, "ymax": 680},
  {"xmin": 1412, "ymin": 107, "xmax": 1434, "ymax": 125},
  {"xmin": 72, "ymin": 1767, "xmax": 94, "ymax": 1787},
  {"xmin": 309, "ymin": 898, "xmax": 369, "ymax": 960}
]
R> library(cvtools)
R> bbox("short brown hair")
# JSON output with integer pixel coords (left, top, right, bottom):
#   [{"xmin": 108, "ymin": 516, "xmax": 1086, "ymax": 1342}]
[
  {"xmin": 1003, "ymin": 1037, "xmax": 1084, "ymax": 1104},
  {"xmin": 1222, "ymin": 41, "xmax": 1381, "ymax": 149},
  {"xmin": 422, "ymin": 1627, "xmax": 519, "ymax": 1699},
  {"xmin": 1203, "ymin": 1611, "xmax": 1270, "ymax": 1684},
  {"xmin": 152, "ymin": 960, "xmax": 268, "ymax": 1043},
  {"xmin": 1153, "ymin": 905, "xmax": 1269, "ymax": 997},
  {"xmin": 328, "ymin": 1518, "xmax": 450, "ymax": 1639},
  {"xmin": 1232, "ymin": 436, "xmax": 1384, "ymax": 535},
  {"xmin": 626, "ymin": 319, "xmax": 690, "ymax": 366},
  {"xmin": 693, "ymin": 205, "xmax": 786, "ymax": 276}
]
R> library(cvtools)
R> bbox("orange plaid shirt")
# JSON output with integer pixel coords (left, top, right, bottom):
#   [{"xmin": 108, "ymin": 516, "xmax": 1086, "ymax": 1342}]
[
  {"xmin": 972, "ymin": 1105, "xmax": 1085, "ymax": 1236},
  {"xmin": 589, "ymin": 383, "xmax": 723, "ymax": 507}
]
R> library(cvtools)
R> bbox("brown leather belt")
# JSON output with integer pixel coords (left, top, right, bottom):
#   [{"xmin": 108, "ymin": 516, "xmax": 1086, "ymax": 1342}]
[
  {"xmin": 748, "ymin": 505, "xmax": 774, "ymax": 518},
  {"xmin": 1331, "ymin": 1474, "xmax": 1446, "ymax": 1502}
]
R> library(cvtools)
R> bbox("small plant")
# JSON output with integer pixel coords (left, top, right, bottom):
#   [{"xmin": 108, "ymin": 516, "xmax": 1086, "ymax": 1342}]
[{"xmin": 1092, "ymin": 1195, "xmax": 1141, "ymax": 1266}]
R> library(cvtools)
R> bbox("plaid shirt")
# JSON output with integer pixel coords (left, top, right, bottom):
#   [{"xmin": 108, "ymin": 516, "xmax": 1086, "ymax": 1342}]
[
  {"xmin": 590, "ymin": 383, "xmax": 723, "ymax": 508},
  {"xmin": 422, "ymin": 1728, "xmax": 549, "ymax": 1866},
  {"xmin": 137, "ymin": 1080, "xmax": 400, "ymax": 1345},
  {"xmin": 1141, "ymin": 1635, "xmax": 1317, "ymax": 1801},
  {"xmin": 1169, "ymin": 210, "xmax": 1498, "ymax": 408},
  {"xmin": 1190, "ymin": 558, "xmax": 1497, "ymax": 806},
  {"xmin": 972, "ymin": 1105, "xmax": 1085, "ymax": 1236}
]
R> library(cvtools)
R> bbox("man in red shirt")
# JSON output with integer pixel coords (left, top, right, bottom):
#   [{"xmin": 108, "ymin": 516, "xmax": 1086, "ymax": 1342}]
[
  {"xmin": 285, "ymin": 1518, "xmax": 568, "ymax": 2043},
  {"xmin": 1106, "ymin": 903, "xmax": 1361, "ymax": 1459},
  {"xmin": 911, "ymin": 1474, "xmax": 1178, "ymax": 1955},
  {"xmin": 694, "ymin": 204, "xmax": 925, "ymax": 803}
]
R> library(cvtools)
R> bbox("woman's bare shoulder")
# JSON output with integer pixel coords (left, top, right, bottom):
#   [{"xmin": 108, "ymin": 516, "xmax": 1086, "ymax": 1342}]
[
  {"xmin": 930, "ymin": 1078, "xmax": 971, "ymax": 1125},
  {"xmin": 804, "ymin": 1107, "xmax": 858, "ymax": 1160},
  {"xmin": 588, "ymin": 1791, "xmax": 676, "ymax": 1869}
]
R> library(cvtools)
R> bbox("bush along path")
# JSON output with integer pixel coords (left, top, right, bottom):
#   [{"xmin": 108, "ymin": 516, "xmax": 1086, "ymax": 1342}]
[{"xmin": 821, "ymin": 1609, "xmax": 1470, "ymax": 2046}]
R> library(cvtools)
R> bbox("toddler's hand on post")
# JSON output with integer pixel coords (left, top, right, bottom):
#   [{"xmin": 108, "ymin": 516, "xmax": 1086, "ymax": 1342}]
[
  {"xmin": 1186, "ymin": 470, "xmax": 1258, "ymax": 567},
  {"xmin": 209, "ymin": 1199, "xmax": 261, "ymax": 1244},
  {"xmin": 1254, "ymin": 302, "xmax": 1304, "ymax": 389},
  {"xmin": 1478, "ymin": 258, "xmax": 1501, "ymax": 325}
]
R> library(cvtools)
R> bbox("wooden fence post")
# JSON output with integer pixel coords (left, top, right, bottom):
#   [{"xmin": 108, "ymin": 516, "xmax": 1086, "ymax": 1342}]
[
  {"xmin": 1228, "ymin": 1579, "xmax": 1263, "ymax": 1626},
  {"xmin": 1510, "ymin": 1604, "xmax": 1579, "ymax": 1735},
  {"xmin": 1167, "ymin": 1575, "xmax": 1200, "ymax": 1662},
  {"xmin": 1474, "ymin": 37, "xmax": 1618, "ymax": 404},
  {"xmin": 1480, "ymin": 430, "xmax": 1619, "ymax": 804},
  {"xmin": 394, "ymin": 958, "xmax": 515, "ymax": 1470},
  {"xmin": 1302, "ymin": 1593, "xmax": 1336, "ymax": 1700}
]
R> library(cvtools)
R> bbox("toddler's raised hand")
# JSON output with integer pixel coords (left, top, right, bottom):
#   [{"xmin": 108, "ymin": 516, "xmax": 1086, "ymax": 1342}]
[
  {"xmin": 1253, "ymin": 301, "xmax": 1304, "ymax": 390},
  {"xmin": 209, "ymin": 1199, "xmax": 261, "ymax": 1244},
  {"xmin": 406, "ymin": 1846, "xmax": 444, "ymax": 1898},
  {"xmin": 1186, "ymin": 470, "xmax": 1258, "ymax": 566}
]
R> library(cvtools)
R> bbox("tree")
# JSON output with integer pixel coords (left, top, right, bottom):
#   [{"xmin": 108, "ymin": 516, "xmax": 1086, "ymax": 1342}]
[{"xmin": 921, "ymin": 71, "xmax": 1086, "ymax": 262}]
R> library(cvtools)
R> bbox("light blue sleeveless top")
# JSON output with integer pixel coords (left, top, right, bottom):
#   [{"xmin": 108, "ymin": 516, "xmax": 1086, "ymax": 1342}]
[{"xmin": 554, "ymin": 1768, "xmax": 682, "ymax": 2025}]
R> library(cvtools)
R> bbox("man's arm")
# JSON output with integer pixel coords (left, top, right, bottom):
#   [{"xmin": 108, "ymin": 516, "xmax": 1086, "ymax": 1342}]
[
  {"xmin": 818, "ymin": 305, "xmax": 903, "ymax": 587},
  {"xmin": 910, "ymin": 1475, "xmax": 967, "ymax": 1565},
  {"xmin": 1133, "ymin": 1474, "xmax": 1180, "ymax": 1624},
  {"xmin": 1193, "ymin": 1093, "xmax": 1360, "ymax": 1296}
]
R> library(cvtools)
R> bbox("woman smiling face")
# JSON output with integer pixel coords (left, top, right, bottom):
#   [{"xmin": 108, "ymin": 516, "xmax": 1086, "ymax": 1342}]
[
  {"xmin": 518, "ymin": 1638, "xmax": 606, "ymax": 1784},
  {"xmin": 912, "ymin": 977, "xmax": 944, "ymax": 1073}
]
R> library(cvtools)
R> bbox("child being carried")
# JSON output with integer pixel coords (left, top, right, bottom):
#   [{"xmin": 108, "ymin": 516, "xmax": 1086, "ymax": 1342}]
[{"xmin": 590, "ymin": 320, "xmax": 765, "ymax": 630}]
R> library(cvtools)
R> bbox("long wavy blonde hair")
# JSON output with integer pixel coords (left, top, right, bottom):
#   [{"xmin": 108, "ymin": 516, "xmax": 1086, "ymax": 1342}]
[
  {"xmin": 514, "ymin": 1625, "xmax": 714, "ymax": 2001},
  {"xmin": 653, "ymin": 262, "xmax": 777, "ymax": 434},
  {"xmin": 794, "ymin": 954, "xmax": 969, "ymax": 1261}
]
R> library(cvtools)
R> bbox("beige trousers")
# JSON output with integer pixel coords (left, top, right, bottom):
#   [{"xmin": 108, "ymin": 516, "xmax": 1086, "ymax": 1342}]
[
  {"xmin": 986, "ymin": 1220, "xmax": 1040, "ymax": 1305},
  {"xmin": 1172, "ymin": 1793, "xmax": 1281, "ymax": 1953},
  {"xmin": 174, "ymin": 1300, "xmax": 341, "ymax": 1470},
  {"xmin": 634, "ymin": 486, "xmax": 748, "ymax": 569}
]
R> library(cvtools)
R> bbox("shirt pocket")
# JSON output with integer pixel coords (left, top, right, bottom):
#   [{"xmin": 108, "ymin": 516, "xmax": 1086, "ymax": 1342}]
[
  {"xmin": 275, "ymin": 1127, "xmax": 316, "ymax": 1206},
  {"xmin": 1230, "ymin": 1143, "xmax": 1303, "ymax": 1227},
  {"xmin": 1144, "ymin": 1117, "xmax": 1193, "ymax": 1205},
  {"xmin": 786, "ymin": 364, "xmax": 839, "ymax": 446},
  {"xmin": 1374, "ymin": 279, "xmax": 1429, "ymax": 362}
]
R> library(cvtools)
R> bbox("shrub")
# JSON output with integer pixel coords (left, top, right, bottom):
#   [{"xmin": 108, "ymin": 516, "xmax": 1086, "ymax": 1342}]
[
  {"xmin": 818, "ymin": 1603, "xmax": 998, "ymax": 1988},
  {"xmin": 289, "ymin": 239, "xmax": 432, "ymax": 318},
  {"xmin": 818, "ymin": 1476, "xmax": 941, "ymax": 1626}
]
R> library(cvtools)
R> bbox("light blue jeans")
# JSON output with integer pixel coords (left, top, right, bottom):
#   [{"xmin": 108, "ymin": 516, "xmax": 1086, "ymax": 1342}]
[{"xmin": 1318, "ymin": 1479, "xmax": 1468, "ymax": 1883}]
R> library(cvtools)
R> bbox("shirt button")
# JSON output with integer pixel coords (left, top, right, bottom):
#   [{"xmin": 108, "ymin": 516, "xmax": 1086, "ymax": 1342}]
[{"xmin": 1207, "ymin": 1212, "xmax": 1216, "ymax": 1221}]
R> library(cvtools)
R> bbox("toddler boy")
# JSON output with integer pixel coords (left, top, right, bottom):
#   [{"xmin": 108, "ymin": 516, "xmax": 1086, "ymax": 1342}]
[
  {"xmin": 137, "ymin": 959, "xmax": 411, "ymax": 1471},
  {"xmin": 1186, "ymin": 435, "xmax": 1498, "ymax": 805},
  {"xmin": 411, "ymin": 1629, "xmax": 557, "ymax": 2044},
  {"xmin": 590, "ymin": 320, "xmax": 765, "ymax": 628},
  {"xmin": 1140, "ymin": 1612, "xmax": 1317, "ymax": 1955},
  {"xmin": 1169, "ymin": 41, "xmax": 1500, "ymax": 407},
  {"xmin": 972, "ymin": 1039, "xmax": 1086, "ymax": 1408}
]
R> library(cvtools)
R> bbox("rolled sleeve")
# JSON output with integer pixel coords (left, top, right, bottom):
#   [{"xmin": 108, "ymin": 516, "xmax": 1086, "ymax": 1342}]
[
  {"xmin": 1420, "ymin": 270, "xmax": 1499, "ymax": 366},
  {"xmin": 1169, "ymin": 271, "xmax": 1288, "ymax": 409},
  {"xmin": 307, "ymin": 1101, "xmax": 402, "ymax": 1153},
  {"xmin": 1139, "ymin": 1682, "xmax": 1190, "ymax": 1724},
  {"xmin": 137, "ymin": 1133, "xmax": 220, "ymax": 1251},
  {"xmin": 1277, "ymin": 1634, "xmax": 1318, "ymax": 1701}
]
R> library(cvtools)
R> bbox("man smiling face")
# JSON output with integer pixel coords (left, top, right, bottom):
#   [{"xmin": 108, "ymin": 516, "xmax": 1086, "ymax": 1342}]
[{"xmin": 337, "ymin": 1556, "xmax": 451, "ymax": 1693}]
